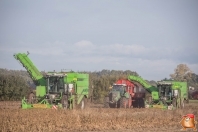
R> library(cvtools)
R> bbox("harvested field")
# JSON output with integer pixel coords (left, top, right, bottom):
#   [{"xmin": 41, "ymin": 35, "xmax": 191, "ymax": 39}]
[
  {"xmin": 0, "ymin": 102, "xmax": 198, "ymax": 132},
  {"xmin": 0, "ymin": 101, "xmax": 21, "ymax": 109}
]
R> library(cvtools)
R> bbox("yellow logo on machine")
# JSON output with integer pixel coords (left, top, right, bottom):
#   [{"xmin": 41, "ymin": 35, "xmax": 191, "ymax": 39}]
[{"xmin": 32, "ymin": 104, "xmax": 48, "ymax": 108}]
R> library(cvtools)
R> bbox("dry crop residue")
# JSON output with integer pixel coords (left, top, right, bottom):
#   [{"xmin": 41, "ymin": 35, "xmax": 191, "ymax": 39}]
[{"xmin": 0, "ymin": 103, "xmax": 197, "ymax": 132}]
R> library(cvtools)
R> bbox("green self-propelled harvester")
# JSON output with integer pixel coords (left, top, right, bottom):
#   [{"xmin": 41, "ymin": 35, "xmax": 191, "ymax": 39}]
[
  {"xmin": 14, "ymin": 52, "xmax": 89, "ymax": 109},
  {"xmin": 128, "ymin": 75, "xmax": 188, "ymax": 110}
]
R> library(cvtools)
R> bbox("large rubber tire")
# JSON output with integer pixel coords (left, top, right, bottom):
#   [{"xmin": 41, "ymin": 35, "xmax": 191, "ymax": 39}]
[
  {"xmin": 148, "ymin": 96, "xmax": 152, "ymax": 105},
  {"xmin": 28, "ymin": 93, "xmax": 35, "ymax": 104},
  {"xmin": 180, "ymin": 99, "xmax": 185, "ymax": 109},
  {"xmin": 172, "ymin": 98, "xmax": 177, "ymax": 108},
  {"xmin": 61, "ymin": 95, "xmax": 68, "ymax": 109},
  {"xmin": 78, "ymin": 98, "xmax": 86, "ymax": 110},
  {"xmin": 108, "ymin": 93, "xmax": 116, "ymax": 108},
  {"xmin": 128, "ymin": 95, "xmax": 132, "ymax": 108},
  {"xmin": 109, "ymin": 103, "xmax": 116, "ymax": 108},
  {"xmin": 186, "ymin": 99, "xmax": 189, "ymax": 104},
  {"xmin": 138, "ymin": 98, "xmax": 145, "ymax": 108},
  {"xmin": 120, "ymin": 97, "xmax": 129, "ymax": 108},
  {"xmin": 104, "ymin": 97, "xmax": 110, "ymax": 108}
]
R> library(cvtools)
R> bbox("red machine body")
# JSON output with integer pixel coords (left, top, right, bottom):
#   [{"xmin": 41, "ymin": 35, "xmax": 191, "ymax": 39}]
[
  {"xmin": 114, "ymin": 79, "xmax": 135, "ymax": 108},
  {"xmin": 115, "ymin": 79, "xmax": 135, "ymax": 97},
  {"xmin": 114, "ymin": 79, "xmax": 146, "ymax": 108}
]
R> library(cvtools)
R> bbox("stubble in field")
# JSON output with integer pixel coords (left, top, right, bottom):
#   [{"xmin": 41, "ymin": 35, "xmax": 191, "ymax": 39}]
[{"xmin": 0, "ymin": 103, "xmax": 197, "ymax": 132}]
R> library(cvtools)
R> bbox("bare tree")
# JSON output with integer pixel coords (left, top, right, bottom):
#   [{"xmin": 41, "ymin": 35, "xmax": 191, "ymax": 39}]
[{"xmin": 170, "ymin": 64, "xmax": 192, "ymax": 81}]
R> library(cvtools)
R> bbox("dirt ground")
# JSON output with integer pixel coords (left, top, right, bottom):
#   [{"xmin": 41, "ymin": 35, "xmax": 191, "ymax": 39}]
[
  {"xmin": 0, "ymin": 101, "xmax": 21, "ymax": 109},
  {"xmin": 0, "ymin": 102, "xmax": 197, "ymax": 132}
]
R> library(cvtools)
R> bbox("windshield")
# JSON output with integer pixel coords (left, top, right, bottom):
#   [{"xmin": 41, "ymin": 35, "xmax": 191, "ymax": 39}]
[
  {"xmin": 112, "ymin": 85, "xmax": 125, "ymax": 93},
  {"xmin": 47, "ymin": 77, "xmax": 64, "ymax": 93},
  {"xmin": 159, "ymin": 85, "xmax": 171, "ymax": 97}
]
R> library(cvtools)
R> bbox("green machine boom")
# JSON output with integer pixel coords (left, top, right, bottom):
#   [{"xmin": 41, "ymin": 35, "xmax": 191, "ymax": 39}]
[
  {"xmin": 128, "ymin": 75, "xmax": 159, "ymax": 100},
  {"xmin": 14, "ymin": 53, "xmax": 46, "ymax": 97},
  {"xmin": 14, "ymin": 52, "xmax": 89, "ymax": 109},
  {"xmin": 128, "ymin": 75, "xmax": 188, "ymax": 109}
]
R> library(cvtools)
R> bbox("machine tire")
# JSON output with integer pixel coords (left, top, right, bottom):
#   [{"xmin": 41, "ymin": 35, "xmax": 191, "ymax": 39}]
[
  {"xmin": 138, "ymin": 98, "xmax": 145, "ymax": 108},
  {"xmin": 109, "ymin": 103, "xmax": 116, "ymax": 108},
  {"xmin": 28, "ymin": 93, "xmax": 35, "ymax": 104},
  {"xmin": 180, "ymin": 99, "xmax": 185, "ymax": 109},
  {"xmin": 108, "ymin": 93, "xmax": 116, "ymax": 108},
  {"xmin": 128, "ymin": 95, "xmax": 132, "ymax": 108},
  {"xmin": 186, "ymin": 99, "xmax": 189, "ymax": 104},
  {"xmin": 78, "ymin": 97, "xmax": 86, "ymax": 110},
  {"xmin": 61, "ymin": 95, "xmax": 68, "ymax": 109},
  {"xmin": 104, "ymin": 97, "xmax": 110, "ymax": 108},
  {"xmin": 120, "ymin": 97, "xmax": 129, "ymax": 108},
  {"xmin": 148, "ymin": 96, "xmax": 152, "ymax": 105},
  {"xmin": 172, "ymin": 98, "xmax": 177, "ymax": 108}
]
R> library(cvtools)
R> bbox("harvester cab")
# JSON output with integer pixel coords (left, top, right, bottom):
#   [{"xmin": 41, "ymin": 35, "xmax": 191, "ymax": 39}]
[
  {"xmin": 45, "ymin": 72, "xmax": 66, "ymax": 105},
  {"xmin": 158, "ymin": 82, "xmax": 172, "ymax": 102},
  {"xmin": 148, "ymin": 81, "xmax": 187, "ymax": 110}
]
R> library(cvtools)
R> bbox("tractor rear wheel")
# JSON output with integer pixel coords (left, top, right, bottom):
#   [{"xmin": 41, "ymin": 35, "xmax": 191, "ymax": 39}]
[
  {"xmin": 120, "ymin": 97, "xmax": 129, "ymax": 108},
  {"xmin": 61, "ymin": 95, "xmax": 68, "ymax": 109}
]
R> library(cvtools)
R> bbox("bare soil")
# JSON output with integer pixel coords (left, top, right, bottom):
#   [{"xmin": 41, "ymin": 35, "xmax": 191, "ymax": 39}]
[
  {"xmin": 0, "ymin": 101, "xmax": 21, "ymax": 109},
  {"xmin": 0, "ymin": 102, "xmax": 197, "ymax": 132}
]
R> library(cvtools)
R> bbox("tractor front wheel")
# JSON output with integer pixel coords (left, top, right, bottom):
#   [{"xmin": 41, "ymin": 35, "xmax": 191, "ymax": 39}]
[{"xmin": 104, "ymin": 97, "xmax": 110, "ymax": 108}]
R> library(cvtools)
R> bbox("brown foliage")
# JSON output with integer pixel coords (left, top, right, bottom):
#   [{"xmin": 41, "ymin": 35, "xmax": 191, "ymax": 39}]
[{"xmin": 170, "ymin": 64, "xmax": 192, "ymax": 81}]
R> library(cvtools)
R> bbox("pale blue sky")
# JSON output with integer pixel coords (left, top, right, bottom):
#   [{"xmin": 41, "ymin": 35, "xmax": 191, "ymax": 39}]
[{"xmin": 0, "ymin": 0, "xmax": 198, "ymax": 80}]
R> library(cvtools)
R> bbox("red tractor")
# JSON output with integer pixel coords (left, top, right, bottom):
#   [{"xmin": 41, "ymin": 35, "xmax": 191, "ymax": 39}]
[
  {"xmin": 104, "ymin": 79, "xmax": 135, "ymax": 108},
  {"xmin": 104, "ymin": 79, "xmax": 147, "ymax": 108}
]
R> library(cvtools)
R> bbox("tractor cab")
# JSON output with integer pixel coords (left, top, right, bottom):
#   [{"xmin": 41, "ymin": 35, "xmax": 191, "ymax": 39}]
[
  {"xmin": 112, "ymin": 84, "xmax": 126, "ymax": 95},
  {"xmin": 45, "ymin": 72, "xmax": 66, "ymax": 103},
  {"xmin": 46, "ymin": 72, "xmax": 66, "ymax": 93},
  {"xmin": 107, "ymin": 84, "xmax": 126, "ymax": 105}
]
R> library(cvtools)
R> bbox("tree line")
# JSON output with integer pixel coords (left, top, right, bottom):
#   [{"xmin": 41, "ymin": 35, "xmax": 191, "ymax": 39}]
[
  {"xmin": 0, "ymin": 73, "xmax": 30, "ymax": 100},
  {"xmin": 0, "ymin": 64, "xmax": 198, "ymax": 101},
  {"xmin": 88, "ymin": 70, "xmax": 139, "ymax": 103}
]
